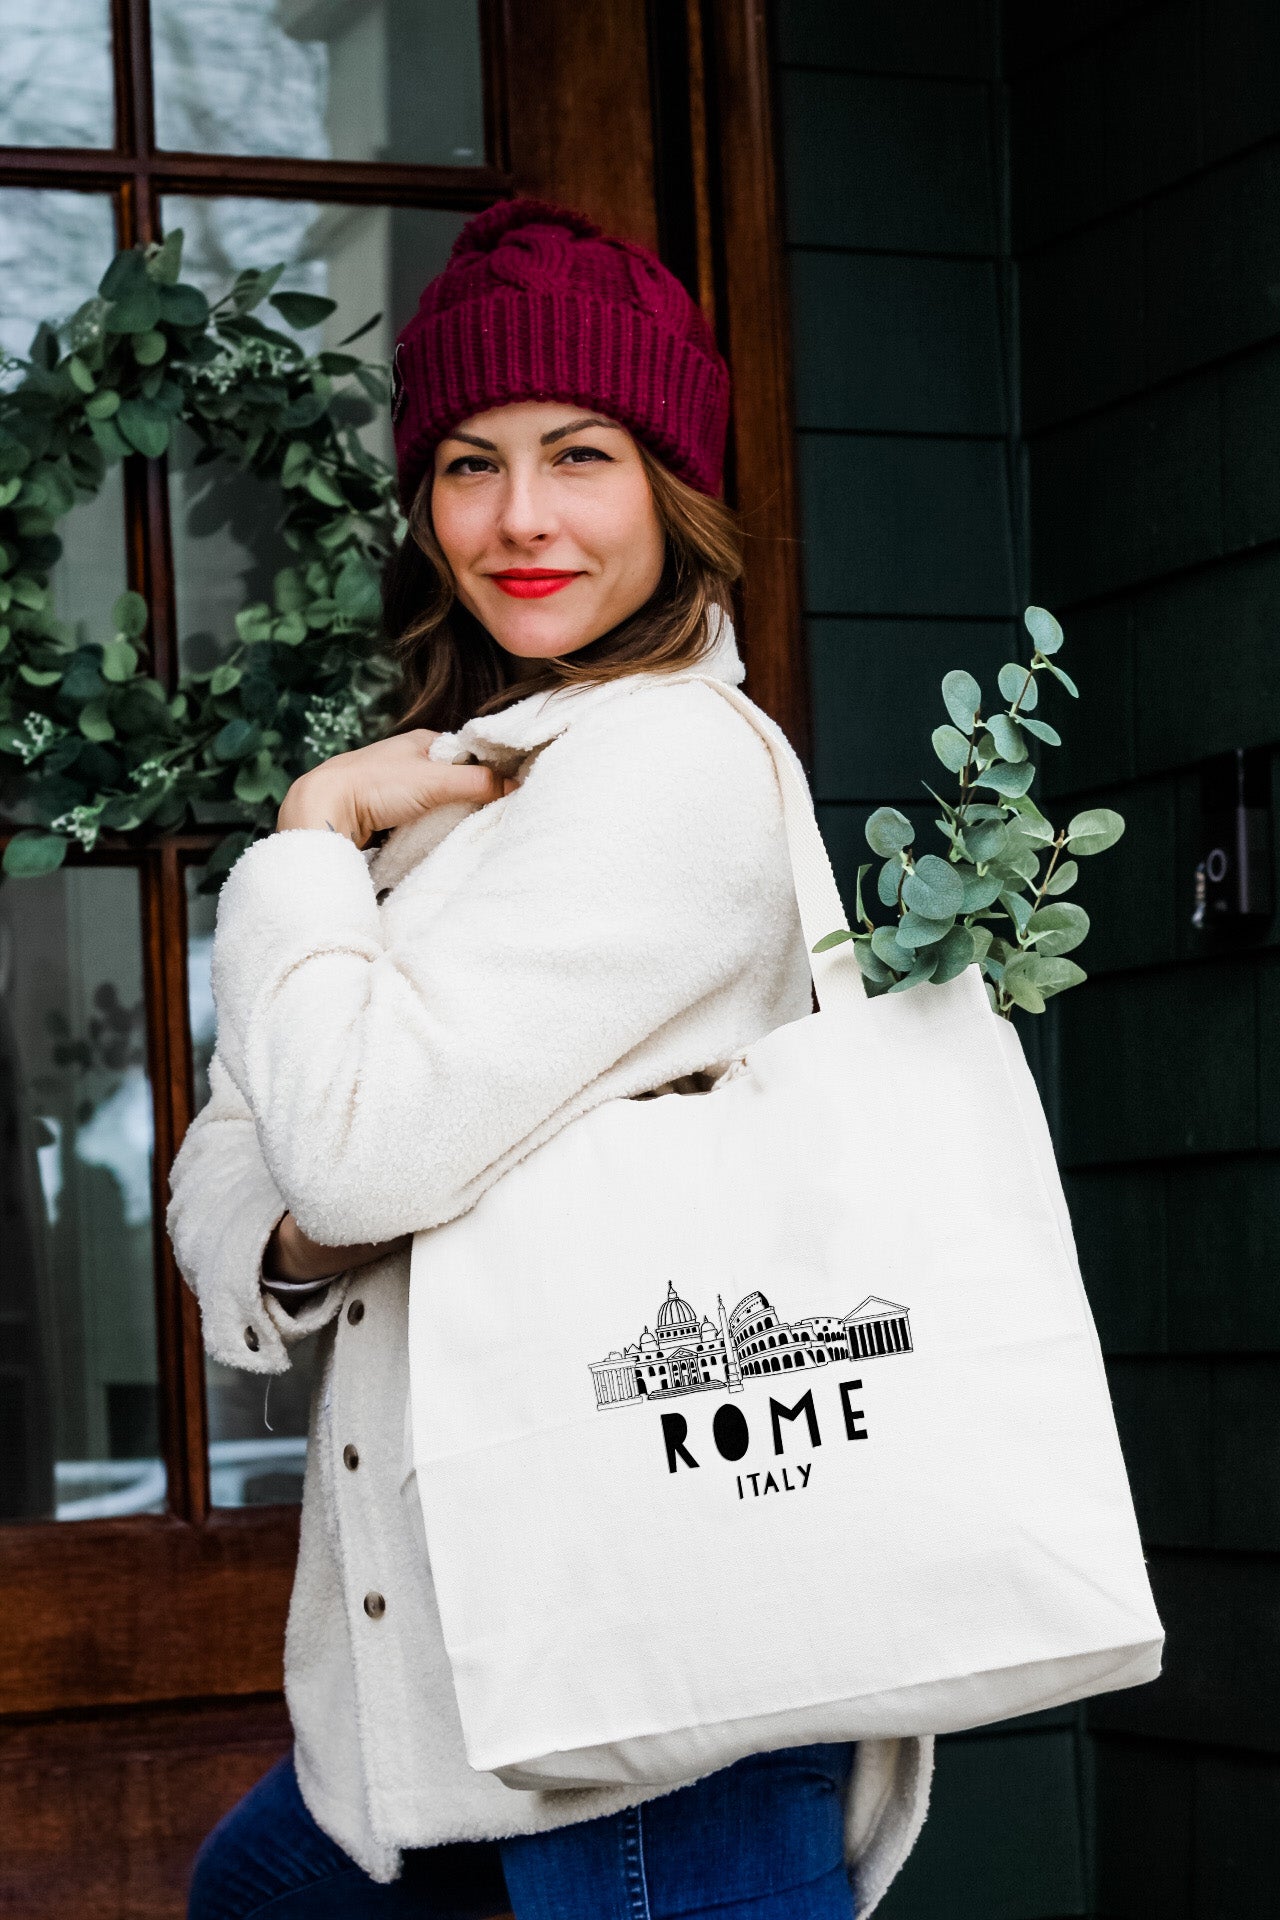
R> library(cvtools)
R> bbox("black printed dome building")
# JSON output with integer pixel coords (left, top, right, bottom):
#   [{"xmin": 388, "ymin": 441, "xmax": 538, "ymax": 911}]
[{"xmin": 589, "ymin": 1283, "xmax": 912, "ymax": 1409}]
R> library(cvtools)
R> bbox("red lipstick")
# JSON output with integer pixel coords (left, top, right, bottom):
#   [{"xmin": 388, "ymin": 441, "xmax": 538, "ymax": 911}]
[{"xmin": 488, "ymin": 569, "xmax": 583, "ymax": 599}]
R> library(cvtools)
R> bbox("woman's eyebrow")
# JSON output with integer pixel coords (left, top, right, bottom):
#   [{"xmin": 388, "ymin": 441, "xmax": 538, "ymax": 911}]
[{"xmin": 540, "ymin": 416, "xmax": 621, "ymax": 444}]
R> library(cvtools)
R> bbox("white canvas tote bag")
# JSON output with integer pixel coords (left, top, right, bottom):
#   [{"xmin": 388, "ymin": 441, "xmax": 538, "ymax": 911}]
[{"xmin": 408, "ymin": 675, "xmax": 1163, "ymax": 1792}]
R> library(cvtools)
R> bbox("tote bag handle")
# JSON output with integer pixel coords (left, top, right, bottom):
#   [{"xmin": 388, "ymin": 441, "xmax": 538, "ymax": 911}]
[{"xmin": 688, "ymin": 676, "xmax": 867, "ymax": 1015}]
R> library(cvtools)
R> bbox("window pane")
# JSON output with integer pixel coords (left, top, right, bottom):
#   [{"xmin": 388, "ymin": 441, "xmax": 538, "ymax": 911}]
[
  {"xmin": 162, "ymin": 196, "xmax": 464, "ymax": 677},
  {"xmin": 0, "ymin": 188, "xmax": 117, "ymax": 373},
  {"xmin": 152, "ymin": 0, "xmax": 484, "ymax": 166},
  {"xmin": 0, "ymin": 0, "xmax": 114, "ymax": 149},
  {"xmin": 0, "ymin": 191, "xmax": 127, "ymax": 828},
  {"xmin": 0, "ymin": 465, "xmax": 131, "ymax": 828},
  {"xmin": 185, "ymin": 862, "xmax": 318, "ymax": 1507},
  {"xmin": 0, "ymin": 865, "xmax": 166, "ymax": 1521}
]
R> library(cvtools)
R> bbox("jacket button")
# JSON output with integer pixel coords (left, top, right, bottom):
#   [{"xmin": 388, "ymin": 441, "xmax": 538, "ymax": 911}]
[
  {"xmin": 347, "ymin": 1298, "xmax": 364, "ymax": 1325},
  {"xmin": 244, "ymin": 1325, "xmax": 260, "ymax": 1352},
  {"xmin": 343, "ymin": 1444, "xmax": 359, "ymax": 1471},
  {"xmin": 375, "ymin": 885, "xmax": 392, "ymax": 904},
  {"xmin": 363, "ymin": 1590, "xmax": 386, "ymax": 1620}
]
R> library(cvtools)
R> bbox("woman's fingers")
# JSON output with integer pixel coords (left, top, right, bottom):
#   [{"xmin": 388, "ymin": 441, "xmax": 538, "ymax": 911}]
[{"xmin": 436, "ymin": 762, "xmax": 507, "ymax": 804}]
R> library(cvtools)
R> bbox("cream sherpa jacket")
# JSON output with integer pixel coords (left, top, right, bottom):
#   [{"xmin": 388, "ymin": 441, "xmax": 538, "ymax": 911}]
[{"xmin": 165, "ymin": 612, "xmax": 933, "ymax": 1912}]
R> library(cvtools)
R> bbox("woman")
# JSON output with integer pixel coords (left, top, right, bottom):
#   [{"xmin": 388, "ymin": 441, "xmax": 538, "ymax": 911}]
[{"xmin": 169, "ymin": 199, "xmax": 932, "ymax": 1920}]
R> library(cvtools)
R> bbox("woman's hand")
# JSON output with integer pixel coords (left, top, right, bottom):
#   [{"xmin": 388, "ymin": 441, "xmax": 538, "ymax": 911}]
[
  {"xmin": 277, "ymin": 729, "xmax": 514, "ymax": 846},
  {"xmin": 263, "ymin": 1210, "xmax": 412, "ymax": 1284}
]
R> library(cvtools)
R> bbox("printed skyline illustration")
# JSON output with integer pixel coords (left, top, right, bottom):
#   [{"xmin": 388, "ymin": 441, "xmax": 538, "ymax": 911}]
[{"xmin": 589, "ymin": 1283, "xmax": 913, "ymax": 1410}]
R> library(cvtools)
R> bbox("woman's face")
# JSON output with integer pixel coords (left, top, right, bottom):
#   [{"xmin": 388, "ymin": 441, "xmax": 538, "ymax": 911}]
[{"xmin": 430, "ymin": 400, "xmax": 666, "ymax": 668}]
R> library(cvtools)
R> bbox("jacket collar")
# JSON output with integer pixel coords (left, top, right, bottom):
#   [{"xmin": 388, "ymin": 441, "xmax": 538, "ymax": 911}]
[
  {"xmin": 367, "ymin": 609, "xmax": 745, "ymax": 892},
  {"xmin": 428, "ymin": 603, "xmax": 744, "ymax": 765}
]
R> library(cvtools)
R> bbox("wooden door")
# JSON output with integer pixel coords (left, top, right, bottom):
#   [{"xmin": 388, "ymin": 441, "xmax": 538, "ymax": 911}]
[{"xmin": 0, "ymin": 3, "xmax": 799, "ymax": 1911}]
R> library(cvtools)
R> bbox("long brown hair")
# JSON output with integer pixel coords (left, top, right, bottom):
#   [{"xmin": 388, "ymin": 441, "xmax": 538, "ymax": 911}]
[{"xmin": 381, "ymin": 440, "xmax": 743, "ymax": 737}]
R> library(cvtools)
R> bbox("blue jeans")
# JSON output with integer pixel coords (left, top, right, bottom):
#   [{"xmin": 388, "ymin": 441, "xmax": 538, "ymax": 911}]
[{"xmin": 188, "ymin": 1744, "xmax": 856, "ymax": 1919}]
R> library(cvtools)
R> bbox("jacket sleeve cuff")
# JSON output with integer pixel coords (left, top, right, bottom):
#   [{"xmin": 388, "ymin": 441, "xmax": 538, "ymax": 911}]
[
  {"xmin": 261, "ymin": 1273, "xmax": 349, "ymax": 1343},
  {"xmin": 211, "ymin": 828, "xmax": 383, "ymax": 1098},
  {"xmin": 177, "ymin": 1173, "xmax": 296, "ymax": 1375}
]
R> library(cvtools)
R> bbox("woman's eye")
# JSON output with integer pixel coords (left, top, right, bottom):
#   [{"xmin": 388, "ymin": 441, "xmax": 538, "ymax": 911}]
[
  {"xmin": 557, "ymin": 445, "xmax": 611, "ymax": 466},
  {"xmin": 445, "ymin": 455, "xmax": 496, "ymax": 475}
]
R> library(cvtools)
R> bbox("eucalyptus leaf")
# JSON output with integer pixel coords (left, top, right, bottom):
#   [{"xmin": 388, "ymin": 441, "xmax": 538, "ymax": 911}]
[
  {"xmin": 960, "ymin": 869, "xmax": 1003, "ymax": 912},
  {"xmin": 901, "ymin": 852, "xmax": 964, "ymax": 919},
  {"xmin": 147, "ymin": 230, "xmax": 184, "ymax": 286},
  {"xmin": 1024, "ymin": 605, "xmax": 1064, "ymax": 654},
  {"xmin": 1002, "ymin": 955, "xmax": 1046, "ymax": 1014},
  {"xmin": 113, "ymin": 590, "xmax": 148, "ymax": 638},
  {"xmin": 931, "ymin": 723, "xmax": 971, "ymax": 772},
  {"xmin": 888, "ymin": 949, "xmax": 939, "ymax": 993},
  {"xmin": 1067, "ymin": 806, "xmax": 1125, "ymax": 856},
  {"xmin": 813, "ymin": 928, "xmax": 854, "ymax": 951},
  {"xmin": 272, "ymin": 290, "xmax": 339, "ymax": 331},
  {"xmin": 99, "ymin": 249, "xmax": 149, "ymax": 301},
  {"xmin": 1031, "ymin": 956, "xmax": 1087, "ymax": 998},
  {"xmin": 853, "ymin": 860, "xmax": 871, "ymax": 927},
  {"xmin": 1007, "ymin": 797, "xmax": 1055, "ymax": 842},
  {"xmin": 1001, "ymin": 889, "xmax": 1033, "ymax": 936},
  {"xmin": 157, "ymin": 283, "xmax": 210, "ymax": 328},
  {"xmin": 931, "ymin": 923, "xmax": 975, "ymax": 984},
  {"xmin": 235, "ymin": 604, "xmax": 273, "ymax": 645},
  {"xmin": 334, "ymin": 552, "xmax": 381, "ymax": 622},
  {"xmin": 213, "ymin": 717, "xmax": 261, "ymax": 761},
  {"xmin": 336, "ymin": 311, "xmax": 384, "ymax": 348},
  {"xmin": 100, "ymin": 638, "xmax": 138, "ymax": 682},
  {"xmin": 999, "ymin": 661, "xmax": 1037, "ymax": 711},
  {"xmin": 1044, "ymin": 859, "xmax": 1079, "ymax": 895},
  {"xmin": 1027, "ymin": 901, "xmax": 1090, "ymax": 956},
  {"xmin": 974, "ymin": 760, "xmax": 1036, "ymax": 798},
  {"xmin": 1019, "ymin": 715, "xmax": 1061, "ymax": 746},
  {"xmin": 272, "ymin": 611, "xmax": 308, "ymax": 646},
  {"xmin": 967, "ymin": 924, "xmax": 994, "ymax": 966},
  {"xmin": 234, "ymin": 750, "xmax": 280, "ymax": 804},
  {"xmin": 116, "ymin": 399, "xmax": 170, "ymax": 457},
  {"xmin": 2, "ymin": 828, "xmax": 68, "ymax": 876},
  {"xmin": 985, "ymin": 712, "xmax": 1028, "ymax": 763},
  {"xmin": 305, "ymin": 467, "xmax": 346, "ymax": 508},
  {"xmin": 877, "ymin": 858, "xmax": 904, "ymax": 908},
  {"xmin": 942, "ymin": 669, "xmax": 982, "ymax": 732},
  {"xmin": 78, "ymin": 699, "xmax": 115, "ymax": 741},
  {"xmin": 898, "ymin": 909, "xmax": 955, "ymax": 949},
  {"xmin": 854, "ymin": 941, "xmax": 895, "ymax": 987},
  {"xmin": 1043, "ymin": 658, "xmax": 1079, "ymax": 697},
  {"xmin": 865, "ymin": 806, "xmax": 915, "ymax": 857},
  {"xmin": 966, "ymin": 819, "xmax": 1008, "ymax": 864},
  {"xmin": 104, "ymin": 286, "xmax": 161, "ymax": 335},
  {"xmin": 871, "ymin": 925, "xmax": 914, "ymax": 973},
  {"xmin": 88, "ymin": 416, "xmax": 129, "ymax": 460}
]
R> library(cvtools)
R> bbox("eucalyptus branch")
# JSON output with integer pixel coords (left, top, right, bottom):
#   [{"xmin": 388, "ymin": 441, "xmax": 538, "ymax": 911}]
[
  {"xmin": 0, "ymin": 230, "xmax": 401, "ymax": 884},
  {"xmin": 813, "ymin": 607, "xmax": 1125, "ymax": 1018}
]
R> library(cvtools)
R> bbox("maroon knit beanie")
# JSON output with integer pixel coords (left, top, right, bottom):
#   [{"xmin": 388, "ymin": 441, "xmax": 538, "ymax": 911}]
[{"xmin": 391, "ymin": 198, "xmax": 730, "ymax": 507}]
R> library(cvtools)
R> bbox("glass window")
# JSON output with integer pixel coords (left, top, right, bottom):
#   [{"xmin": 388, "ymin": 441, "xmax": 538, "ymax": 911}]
[
  {"xmin": 151, "ymin": 0, "xmax": 484, "ymax": 167},
  {"xmin": 0, "ymin": 865, "xmax": 166, "ymax": 1521},
  {"xmin": 0, "ymin": 190, "xmax": 127, "ymax": 828},
  {"xmin": 0, "ymin": 0, "xmax": 114, "ymax": 150},
  {"xmin": 184, "ymin": 862, "xmax": 318, "ymax": 1507},
  {"xmin": 162, "ymin": 195, "xmax": 465, "ymax": 675},
  {"xmin": 0, "ymin": 189, "xmax": 117, "ymax": 373}
]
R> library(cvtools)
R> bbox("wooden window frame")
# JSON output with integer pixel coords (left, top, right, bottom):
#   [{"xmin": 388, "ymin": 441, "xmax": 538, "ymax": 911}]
[{"xmin": 0, "ymin": 0, "xmax": 803, "ymax": 1723}]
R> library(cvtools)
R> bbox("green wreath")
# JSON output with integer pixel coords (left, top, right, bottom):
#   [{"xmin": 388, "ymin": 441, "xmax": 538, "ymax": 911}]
[{"xmin": 0, "ymin": 228, "xmax": 403, "ymax": 887}]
